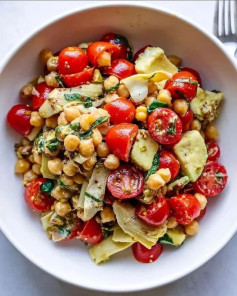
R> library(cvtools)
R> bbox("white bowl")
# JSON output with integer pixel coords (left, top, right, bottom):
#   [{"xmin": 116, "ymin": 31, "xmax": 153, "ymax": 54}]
[{"xmin": 0, "ymin": 2, "xmax": 237, "ymax": 292}]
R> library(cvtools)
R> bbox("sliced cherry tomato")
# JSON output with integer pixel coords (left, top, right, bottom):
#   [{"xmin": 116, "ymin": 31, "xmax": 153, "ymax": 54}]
[
  {"xmin": 101, "ymin": 32, "xmax": 132, "ymax": 60},
  {"xmin": 103, "ymin": 59, "xmax": 136, "ymax": 80},
  {"xmin": 159, "ymin": 150, "xmax": 180, "ymax": 180},
  {"xmin": 24, "ymin": 178, "xmax": 54, "ymax": 211},
  {"xmin": 180, "ymin": 67, "xmax": 202, "ymax": 87},
  {"xmin": 132, "ymin": 242, "xmax": 163, "ymax": 263},
  {"xmin": 136, "ymin": 195, "xmax": 169, "ymax": 226},
  {"xmin": 104, "ymin": 97, "xmax": 136, "ymax": 124},
  {"xmin": 32, "ymin": 82, "xmax": 54, "ymax": 110},
  {"xmin": 78, "ymin": 218, "xmax": 104, "ymax": 245},
  {"xmin": 168, "ymin": 194, "xmax": 201, "ymax": 225},
  {"xmin": 194, "ymin": 162, "xmax": 228, "ymax": 197},
  {"xmin": 164, "ymin": 71, "xmax": 198, "ymax": 101},
  {"xmin": 7, "ymin": 104, "xmax": 32, "ymax": 136},
  {"xmin": 63, "ymin": 218, "xmax": 82, "ymax": 241},
  {"xmin": 132, "ymin": 45, "xmax": 151, "ymax": 63},
  {"xmin": 179, "ymin": 109, "xmax": 194, "ymax": 132},
  {"xmin": 107, "ymin": 165, "xmax": 144, "ymax": 199},
  {"xmin": 147, "ymin": 108, "xmax": 182, "ymax": 145},
  {"xmin": 62, "ymin": 68, "xmax": 94, "ymax": 87},
  {"xmin": 87, "ymin": 42, "xmax": 120, "ymax": 67},
  {"xmin": 206, "ymin": 140, "xmax": 220, "ymax": 161},
  {"xmin": 58, "ymin": 46, "xmax": 88, "ymax": 75},
  {"xmin": 106, "ymin": 123, "xmax": 138, "ymax": 162},
  {"xmin": 196, "ymin": 207, "xmax": 206, "ymax": 220}
]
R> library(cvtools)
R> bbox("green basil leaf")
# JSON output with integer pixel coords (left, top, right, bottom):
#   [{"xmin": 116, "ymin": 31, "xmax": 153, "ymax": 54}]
[
  {"xmin": 55, "ymin": 126, "xmax": 64, "ymax": 138},
  {"xmin": 58, "ymin": 226, "xmax": 71, "ymax": 237},
  {"xmin": 105, "ymin": 82, "xmax": 120, "ymax": 93},
  {"xmin": 79, "ymin": 116, "xmax": 109, "ymax": 139},
  {"xmin": 85, "ymin": 192, "xmax": 101, "ymax": 203},
  {"xmin": 64, "ymin": 93, "xmax": 84, "ymax": 101},
  {"xmin": 102, "ymin": 227, "xmax": 111, "ymax": 238},
  {"xmin": 36, "ymin": 133, "xmax": 45, "ymax": 153},
  {"xmin": 69, "ymin": 122, "xmax": 80, "ymax": 131},
  {"xmin": 55, "ymin": 75, "xmax": 66, "ymax": 87},
  {"xmin": 84, "ymin": 97, "xmax": 93, "ymax": 108},
  {"xmin": 57, "ymin": 179, "xmax": 69, "ymax": 189},
  {"xmin": 147, "ymin": 100, "xmax": 169, "ymax": 114},
  {"xmin": 145, "ymin": 153, "xmax": 160, "ymax": 182},
  {"xmin": 40, "ymin": 179, "xmax": 55, "ymax": 194},
  {"xmin": 167, "ymin": 118, "xmax": 177, "ymax": 135},
  {"xmin": 158, "ymin": 233, "xmax": 174, "ymax": 246},
  {"xmin": 46, "ymin": 138, "xmax": 60, "ymax": 153}
]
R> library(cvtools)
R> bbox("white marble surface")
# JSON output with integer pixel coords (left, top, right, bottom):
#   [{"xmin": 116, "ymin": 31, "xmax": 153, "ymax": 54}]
[{"xmin": 0, "ymin": 1, "xmax": 236, "ymax": 295}]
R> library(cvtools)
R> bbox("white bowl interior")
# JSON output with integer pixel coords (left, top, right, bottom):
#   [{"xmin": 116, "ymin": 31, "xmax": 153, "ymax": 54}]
[{"xmin": 0, "ymin": 4, "xmax": 236, "ymax": 292}]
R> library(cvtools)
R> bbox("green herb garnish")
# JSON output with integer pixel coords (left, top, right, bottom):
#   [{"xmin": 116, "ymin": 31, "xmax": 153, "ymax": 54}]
[
  {"xmin": 69, "ymin": 122, "xmax": 80, "ymax": 131},
  {"xmin": 145, "ymin": 153, "xmax": 160, "ymax": 181},
  {"xmin": 105, "ymin": 82, "xmax": 120, "ymax": 93},
  {"xmin": 36, "ymin": 133, "xmax": 45, "ymax": 153},
  {"xmin": 102, "ymin": 227, "xmax": 111, "ymax": 238},
  {"xmin": 158, "ymin": 233, "xmax": 174, "ymax": 246},
  {"xmin": 167, "ymin": 118, "xmax": 177, "ymax": 135},
  {"xmin": 40, "ymin": 179, "xmax": 54, "ymax": 195},
  {"xmin": 58, "ymin": 226, "xmax": 71, "ymax": 237},
  {"xmin": 85, "ymin": 192, "xmax": 101, "ymax": 203},
  {"xmin": 79, "ymin": 116, "xmax": 109, "ymax": 139},
  {"xmin": 84, "ymin": 97, "xmax": 93, "ymax": 108},
  {"xmin": 57, "ymin": 179, "xmax": 69, "ymax": 189},
  {"xmin": 64, "ymin": 93, "xmax": 94, "ymax": 108},
  {"xmin": 147, "ymin": 100, "xmax": 169, "ymax": 114},
  {"xmin": 55, "ymin": 75, "xmax": 66, "ymax": 87},
  {"xmin": 46, "ymin": 138, "xmax": 60, "ymax": 153}
]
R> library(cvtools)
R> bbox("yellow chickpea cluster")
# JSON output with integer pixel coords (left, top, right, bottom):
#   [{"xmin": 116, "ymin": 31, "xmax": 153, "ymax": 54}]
[{"xmin": 147, "ymin": 168, "xmax": 171, "ymax": 191}]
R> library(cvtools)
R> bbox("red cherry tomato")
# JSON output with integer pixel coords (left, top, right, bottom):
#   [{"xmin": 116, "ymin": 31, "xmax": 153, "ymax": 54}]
[
  {"xmin": 147, "ymin": 108, "xmax": 182, "ymax": 145},
  {"xmin": 107, "ymin": 165, "xmax": 144, "ymax": 199},
  {"xmin": 62, "ymin": 68, "xmax": 94, "ymax": 87},
  {"xmin": 133, "ymin": 45, "xmax": 151, "ymax": 63},
  {"xmin": 103, "ymin": 59, "xmax": 136, "ymax": 80},
  {"xmin": 132, "ymin": 242, "xmax": 163, "ymax": 263},
  {"xmin": 63, "ymin": 218, "xmax": 82, "ymax": 241},
  {"xmin": 159, "ymin": 150, "xmax": 180, "ymax": 180},
  {"xmin": 78, "ymin": 218, "xmax": 104, "ymax": 245},
  {"xmin": 32, "ymin": 82, "xmax": 54, "ymax": 110},
  {"xmin": 194, "ymin": 162, "xmax": 228, "ymax": 197},
  {"xmin": 136, "ymin": 196, "xmax": 169, "ymax": 226},
  {"xmin": 196, "ymin": 207, "xmax": 206, "ymax": 221},
  {"xmin": 101, "ymin": 32, "xmax": 132, "ymax": 60},
  {"xmin": 164, "ymin": 71, "xmax": 198, "ymax": 101},
  {"xmin": 87, "ymin": 42, "xmax": 120, "ymax": 67},
  {"xmin": 104, "ymin": 190, "xmax": 116, "ymax": 205},
  {"xmin": 58, "ymin": 46, "xmax": 88, "ymax": 75},
  {"xmin": 179, "ymin": 109, "xmax": 194, "ymax": 132},
  {"xmin": 106, "ymin": 123, "xmax": 138, "ymax": 162},
  {"xmin": 206, "ymin": 140, "xmax": 220, "ymax": 161},
  {"xmin": 104, "ymin": 97, "xmax": 136, "ymax": 124},
  {"xmin": 7, "ymin": 104, "xmax": 32, "ymax": 136},
  {"xmin": 168, "ymin": 194, "xmax": 201, "ymax": 225},
  {"xmin": 180, "ymin": 67, "xmax": 202, "ymax": 87},
  {"xmin": 24, "ymin": 179, "xmax": 54, "ymax": 211}
]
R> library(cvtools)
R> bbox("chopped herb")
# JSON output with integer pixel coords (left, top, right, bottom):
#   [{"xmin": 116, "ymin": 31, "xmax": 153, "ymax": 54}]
[
  {"xmin": 105, "ymin": 82, "xmax": 120, "ymax": 93},
  {"xmin": 57, "ymin": 179, "xmax": 69, "ymax": 189},
  {"xmin": 69, "ymin": 122, "xmax": 80, "ymax": 131},
  {"xmin": 79, "ymin": 116, "xmax": 109, "ymax": 139},
  {"xmin": 215, "ymin": 172, "xmax": 224, "ymax": 179},
  {"xmin": 55, "ymin": 75, "xmax": 66, "ymax": 87},
  {"xmin": 114, "ymin": 34, "xmax": 133, "ymax": 61},
  {"xmin": 158, "ymin": 233, "xmax": 174, "ymax": 246},
  {"xmin": 145, "ymin": 153, "xmax": 160, "ymax": 181},
  {"xmin": 175, "ymin": 78, "xmax": 198, "ymax": 86},
  {"xmin": 85, "ymin": 192, "xmax": 101, "ymax": 203},
  {"xmin": 83, "ymin": 242, "xmax": 89, "ymax": 246},
  {"xmin": 55, "ymin": 126, "xmax": 64, "ymax": 138},
  {"xmin": 147, "ymin": 100, "xmax": 169, "ymax": 114},
  {"xmin": 40, "ymin": 179, "xmax": 54, "ymax": 195},
  {"xmin": 36, "ymin": 133, "xmax": 45, "ymax": 153},
  {"xmin": 46, "ymin": 138, "xmax": 60, "ymax": 153},
  {"xmin": 178, "ymin": 68, "xmax": 182, "ymax": 72},
  {"xmin": 64, "ymin": 93, "xmax": 94, "ymax": 108},
  {"xmin": 167, "ymin": 118, "xmax": 177, "ymax": 135},
  {"xmin": 102, "ymin": 227, "xmax": 111, "ymax": 238},
  {"xmin": 58, "ymin": 226, "xmax": 70, "ymax": 237},
  {"xmin": 84, "ymin": 97, "xmax": 93, "ymax": 108}
]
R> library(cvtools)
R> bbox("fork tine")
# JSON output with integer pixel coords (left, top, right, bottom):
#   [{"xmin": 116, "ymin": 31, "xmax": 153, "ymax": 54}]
[
  {"xmin": 227, "ymin": 0, "xmax": 232, "ymax": 35},
  {"xmin": 221, "ymin": 0, "xmax": 225, "ymax": 36},
  {"xmin": 213, "ymin": 0, "xmax": 220, "ymax": 36}
]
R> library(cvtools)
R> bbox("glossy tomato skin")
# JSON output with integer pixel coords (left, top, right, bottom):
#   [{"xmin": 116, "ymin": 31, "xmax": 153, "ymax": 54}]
[
  {"xmin": 58, "ymin": 46, "xmax": 88, "ymax": 75},
  {"xmin": 78, "ymin": 218, "xmax": 103, "ymax": 245},
  {"xmin": 62, "ymin": 68, "xmax": 94, "ymax": 87},
  {"xmin": 159, "ymin": 150, "xmax": 180, "ymax": 180},
  {"xmin": 168, "ymin": 194, "xmax": 201, "ymax": 225},
  {"xmin": 107, "ymin": 165, "xmax": 145, "ymax": 199},
  {"xmin": 206, "ymin": 141, "xmax": 220, "ymax": 162},
  {"xmin": 194, "ymin": 161, "xmax": 228, "ymax": 197},
  {"xmin": 133, "ymin": 45, "xmax": 151, "ymax": 63},
  {"xmin": 136, "ymin": 196, "xmax": 169, "ymax": 226},
  {"xmin": 132, "ymin": 242, "xmax": 163, "ymax": 263},
  {"xmin": 179, "ymin": 109, "xmax": 194, "ymax": 132},
  {"xmin": 106, "ymin": 123, "xmax": 138, "ymax": 162},
  {"xmin": 7, "ymin": 104, "xmax": 32, "ymax": 136},
  {"xmin": 32, "ymin": 82, "xmax": 54, "ymax": 110},
  {"xmin": 104, "ymin": 97, "xmax": 136, "ymax": 124},
  {"xmin": 103, "ymin": 59, "xmax": 136, "ymax": 80},
  {"xmin": 24, "ymin": 179, "xmax": 54, "ymax": 211},
  {"xmin": 147, "ymin": 108, "xmax": 182, "ymax": 145},
  {"xmin": 180, "ymin": 67, "xmax": 202, "ymax": 87}
]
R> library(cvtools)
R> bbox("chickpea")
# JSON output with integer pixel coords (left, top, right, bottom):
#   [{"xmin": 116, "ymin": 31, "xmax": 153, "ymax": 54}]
[
  {"xmin": 92, "ymin": 128, "xmax": 102, "ymax": 147},
  {"xmin": 47, "ymin": 56, "xmax": 58, "ymax": 72},
  {"xmin": 96, "ymin": 142, "xmax": 110, "ymax": 158},
  {"xmin": 64, "ymin": 135, "xmax": 80, "ymax": 151},
  {"xmin": 45, "ymin": 71, "xmax": 59, "ymax": 88},
  {"xmin": 184, "ymin": 220, "xmax": 199, "ymax": 236},
  {"xmin": 46, "ymin": 115, "xmax": 58, "ymax": 129},
  {"xmin": 83, "ymin": 155, "xmax": 97, "ymax": 171},
  {"xmin": 191, "ymin": 119, "xmax": 201, "ymax": 131},
  {"xmin": 194, "ymin": 193, "xmax": 207, "ymax": 210},
  {"xmin": 20, "ymin": 83, "xmax": 33, "ymax": 99},
  {"xmin": 97, "ymin": 51, "xmax": 111, "ymax": 67},
  {"xmin": 104, "ymin": 75, "xmax": 119, "ymax": 91},
  {"xmin": 205, "ymin": 124, "xmax": 219, "ymax": 140},
  {"xmin": 157, "ymin": 168, "xmax": 171, "ymax": 183},
  {"xmin": 135, "ymin": 105, "xmax": 148, "ymax": 121},
  {"xmin": 47, "ymin": 158, "xmax": 63, "ymax": 175},
  {"xmin": 78, "ymin": 138, "xmax": 94, "ymax": 157},
  {"xmin": 28, "ymin": 154, "xmax": 34, "ymax": 163},
  {"xmin": 147, "ymin": 173, "xmax": 165, "ymax": 190},
  {"xmin": 63, "ymin": 160, "xmax": 78, "ymax": 177},
  {"xmin": 104, "ymin": 154, "xmax": 120, "ymax": 170},
  {"xmin": 148, "ymin": 80, "xmax": 158, "ymax": 94},
  {"xmin": 167, "ymin": 217, "xmax": 178, "ymax": 229},
  {"xmin": 157, "ymin": 89, "xmax": 172, "ymax": 105},
  {"xmin": 33, "ymin": 152, "xmax": 42, "ymax": 165},
  {"xmin": 15, "ymin": 159, "xmax": 31, "ymax": 174},
  {"xmin": 30, "ymin": 111, "xmax": 44, "ymax": 127},
  {"xmin": 60, "ymin": 174, "xmax": 74, "ymax": 187},
  {"xmin": 57, "ymin": 112, "xmax": 69, "ymax": 126},
  {"xmin": 92, "ymin": 108, "xmax": 109, "ymax": 120},
  {"xmin": 23, "ymin": 170, "xmax": 37, "ymax": 183},
  {"xmin": 22, "ymin": 138, "xmax": 30, "ymax": 146},
  {"xmin": 51, "ymin": 185, "xmax": 70, "ymax": 200},
  {"xmin": 73, "ymin": 173, "xmax": 84, "ymax": 185},
  {"xmin": 145, "ymin": 96, "xmax": 155, "ymax": 107},
  {"xmin": 117, "ymin": 84, "xmax": 129, "ymax": 98},
  {"xmin": 55, "ymin": 202, "xmax": 71, "ymax": 217},
  {"xmin": 173, "ymin": 99, "xmax": 188, "ymax": 117},
  {"xmin": 64, "ymin": 107, "xmax": 81, "ymax": 122},
  {"xmin": 100, "ymin": 206, "xmax": 115, "ymax": 223},
  {"xmin": 80, "ymin": 114, "xmax": 95, "ymax": 131},
  {"xmin": 104, "ymin": 93, "xmax": 119, "ymax": 104},
  {"xmin": 77, "ymin": 209, "xmax": 85, "ymax": 220},
  {"xmin": 40, "ymin": 48, "xmax": 53, "ymax": 65},
  {"xmin": 32, "ymin": 164, "xmax": 41, "ymax": 175},
  {"xmin": 167, "ymin": 55, "xmax": 182, "ymax": 67}
]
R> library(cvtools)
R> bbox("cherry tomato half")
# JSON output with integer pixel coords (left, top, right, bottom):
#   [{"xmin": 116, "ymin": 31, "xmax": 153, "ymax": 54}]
[
  {"xmin": 168, "ymin": 194, "xmax": 201, "ymax": 225},
  {"xmin": 58, "ymin": 46, "xmax": 88, "ymax": 75},
  {"xmin": 32, "ymin": 82, "xmax": 54, "ymax": 110},
  {"xmin": 132, "ymin": 242, "xmax": 163, "ymax": 263},
  {"xmin": 103, "ymin": 59, "xmax": 136, "ymax": 80},
  {"xmin": 62, "ymin": 68, "xmax": 94, "ymax": 87},
  {"xmin": 206, "ymin": 141, "xmax": 221, "ymax": 162},
  {"xmin": 78, "ymin": 218, "xmax": 104, "ymax": 245},
  {"xmin": 136, "ymin": 195, "xmax": 169, "ymax": 226},
  {"xmin": 194, "ymin": 161, "xmax": 228, "ymax": 197},
  {"xmin": 159, "ymin": 150, "xmax": 180, "ymax": 180},
  {"xmin": 104, "ymin": 97, "xmax": 136, "ymax": 124},
  {"xmin": 196, "ymin": 207, "xmax": 206, "ymax": 221},
  {"xmin": 133, "ymin": 45, "xmax": 151, "ymax": 63},
  {"xmin": 63, "ymin": 218, "xmax": 82, "ymax": 241},
  {"xmin": 107, "ymin": 165, "xmax": 144, "ymax": 199},
  {"xmin": 106, "ymin": 123, "xmax": 138, "ymax": 162},
  {"xmin": 24, "ymin": 178, "xmax": 54, "ymax": 211},
  {"xmin": 179, "ymin": 109, "xmax": 194, "ymax": 132},
  {"xmin": 7, "ymin": 104, "xmax": 32, "ymax": 136},
  {"xmin": 180, "ymin": 67, "xmax": 202, "ymax": 87},
  {"xmin": 147, "ymin": 108, "xmax": 182, "ymax": 145}
]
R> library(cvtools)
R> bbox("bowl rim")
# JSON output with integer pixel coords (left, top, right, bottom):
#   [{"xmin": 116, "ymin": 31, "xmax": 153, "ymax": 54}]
[{"xmin": 0, "ymin": 1, "xmax": 237, "ymax": 293}]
